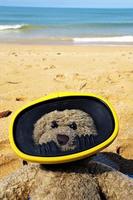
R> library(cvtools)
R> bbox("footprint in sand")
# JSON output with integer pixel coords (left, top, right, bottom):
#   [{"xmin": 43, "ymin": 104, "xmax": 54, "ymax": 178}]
[
  {"xmin": 11, "ymin": 52, "xmax": 18, "ymax": 57},
  {"xmin": 54, "ymin": 74, "xmax": 65, "ymax": 82},
  {"xmin": 57, "ymin": 52, "xmax": 61, "ymax": 55},
  {"xmin": 44, "ymin": 65, "xmax": 56, "ymax": 70},
  {"xmin": 42, "ymin": 58, "xmax": 46, "ymax": 61},
  {"xmin": 49, "ymin": 65, "xmax": 56, "ymax": 69}
]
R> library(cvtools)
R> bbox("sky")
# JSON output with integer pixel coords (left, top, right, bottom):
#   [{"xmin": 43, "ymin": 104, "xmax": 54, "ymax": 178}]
[{"xmin": 0, "ymin": 0, "xmax": 133, "ymax": 8}]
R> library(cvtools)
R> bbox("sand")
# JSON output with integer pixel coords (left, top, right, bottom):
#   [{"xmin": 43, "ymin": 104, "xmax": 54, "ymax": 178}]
[{"xmin": 0, "ymin": 44, "xmax": 133, "ymax": 178}]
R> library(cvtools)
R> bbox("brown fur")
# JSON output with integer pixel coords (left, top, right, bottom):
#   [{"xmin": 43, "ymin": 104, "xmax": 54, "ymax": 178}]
[
  {"xmin": 0, "ymin": 158, "xmax": 133, "ymax": 200},
  {"xmin": 33, "ymin": 109, "xmax": 97, "ymax": 151}
]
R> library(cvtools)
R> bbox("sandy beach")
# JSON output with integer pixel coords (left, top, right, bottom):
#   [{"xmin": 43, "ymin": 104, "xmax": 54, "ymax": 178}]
[{"xmin": 0, "ymin": 44, "xmax": 133, "ymax": 178}]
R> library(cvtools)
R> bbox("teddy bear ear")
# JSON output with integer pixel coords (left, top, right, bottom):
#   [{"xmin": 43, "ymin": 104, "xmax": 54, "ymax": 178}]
[{"xmin": 9, "ymin": 93, "xmax": 118, "ymax": 164}]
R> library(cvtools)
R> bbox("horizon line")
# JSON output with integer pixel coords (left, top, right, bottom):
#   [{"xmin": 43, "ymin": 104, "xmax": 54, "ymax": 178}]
[{"xmin": 0, "ymin": 5, "xmax": 133, "ymax": 9}]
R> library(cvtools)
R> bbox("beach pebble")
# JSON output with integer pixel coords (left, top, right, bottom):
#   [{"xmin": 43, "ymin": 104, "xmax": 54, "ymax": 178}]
[
  {"xmin": 0, "ymin": 110, "xmax": 12, "ymax": 118},
  {"xmin": 16, "ymin": 97, "xmax": 25, "ymax": 101}
]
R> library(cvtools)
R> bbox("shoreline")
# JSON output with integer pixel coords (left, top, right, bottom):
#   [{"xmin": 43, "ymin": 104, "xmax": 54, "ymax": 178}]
[
  {"xmin": 1, "ymin": 37, "xmax": 133, "ymax": 46},
  {"xmin": 1, "ymin": 41, "xmax": 133, "ymax": 47}
]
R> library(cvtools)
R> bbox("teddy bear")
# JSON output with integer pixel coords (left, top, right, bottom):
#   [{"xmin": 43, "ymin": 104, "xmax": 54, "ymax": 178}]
[
  {"xmin": 0, "ymin": 109, "xmax": 133, "ymax": 200},
  {"xmin": 33, "ymin": 109, "xmax": 98, "ymax": 153}
]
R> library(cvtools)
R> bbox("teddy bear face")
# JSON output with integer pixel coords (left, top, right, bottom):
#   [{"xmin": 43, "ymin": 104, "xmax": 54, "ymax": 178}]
[{"xmin": 33, "ymin": 109, "xmax": 98, "ymax": 152}]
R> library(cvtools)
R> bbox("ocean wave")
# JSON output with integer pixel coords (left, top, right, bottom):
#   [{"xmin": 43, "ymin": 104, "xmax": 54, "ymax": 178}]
[
  {"xmin": 0, "ymin": 24, "xmax": 29, "ymax": 31},
  {"xmin": 73, "ymin": 36, "xmax": 133, "ymax": 43}
]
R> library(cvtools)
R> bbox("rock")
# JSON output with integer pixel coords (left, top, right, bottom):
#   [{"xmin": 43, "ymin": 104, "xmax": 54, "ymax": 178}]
[
  {"xmin": 16, "ymin": 97, "xmax": 25, "ymax": 101},
  {"xmin": 0, "ymin": 110, "xmax": 12, "ymax": 118}
]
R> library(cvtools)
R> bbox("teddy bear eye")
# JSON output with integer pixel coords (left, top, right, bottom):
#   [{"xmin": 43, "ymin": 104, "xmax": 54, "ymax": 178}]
[
  {"xmin": 51, "ymin": 120, "xmax": 58, "ymax": 128},
  {"xmin": 69, "ymin": 122, "xmax": 77, "ymax": 130}
]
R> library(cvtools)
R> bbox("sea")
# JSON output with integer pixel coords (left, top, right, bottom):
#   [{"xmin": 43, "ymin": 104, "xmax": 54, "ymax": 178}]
[{"xmin": 0, "ymin": 6, "xmax": 133, "ymax": 45}]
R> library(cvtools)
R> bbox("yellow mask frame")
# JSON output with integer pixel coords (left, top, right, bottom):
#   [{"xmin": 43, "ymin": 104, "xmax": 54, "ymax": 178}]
[{"xmin": 9, "ymin": 92, "xmax": 119, "ymax": 164}]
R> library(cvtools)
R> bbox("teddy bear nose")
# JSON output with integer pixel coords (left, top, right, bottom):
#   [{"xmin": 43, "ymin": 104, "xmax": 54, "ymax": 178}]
[{"xmin": 57, "ymin": 134, "xmax": 69, "ymax": 145}]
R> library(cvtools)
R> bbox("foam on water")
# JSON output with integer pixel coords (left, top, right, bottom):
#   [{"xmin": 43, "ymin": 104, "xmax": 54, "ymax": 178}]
[
  {"xmin": 0, "ymin": 24, "xmax": 28, "ymax": 31},
  {"xmin": 73, "ymin": 36, "xmax": 133, "ymax": 43},
  {"xmin": 0, "ymin": 7, "xmax": 133, "ymax": 44}
]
